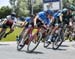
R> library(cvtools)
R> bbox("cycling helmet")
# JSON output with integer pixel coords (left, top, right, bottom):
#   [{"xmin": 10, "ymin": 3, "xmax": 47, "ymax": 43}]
[
  {"xmin": 46, "ymin": 10, "xmax": 54, "ymax": 16},
  {"xmin": 61, "ymin": 8, "xmax": 68, "ymax": 14},
  {"xmin": 19, "ymin": 16, "xmax": 25, "ymax": 21},
  {"xmin": 11, "ymin": 12, "xmax": 16, "ymax": 17}
]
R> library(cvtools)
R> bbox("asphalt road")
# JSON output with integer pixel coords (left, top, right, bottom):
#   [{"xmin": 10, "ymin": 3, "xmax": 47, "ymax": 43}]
[{"xmin": 0, "ymin": 41, "xmax": 75, "ymax": 59}]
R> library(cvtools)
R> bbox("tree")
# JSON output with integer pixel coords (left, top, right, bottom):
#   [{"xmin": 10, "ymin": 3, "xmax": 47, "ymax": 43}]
[
  {"xmin": 9, "ymin": 0, "xmax": 43, "ymax": 16},
  {"xmin": 0, "ymin": 6, "xmax": 12, "ymax": 18},
  {"xmin": 33, "ymin": 4, "xmax": 42, "ymax": 14},
  {"xmin": 15, "ymin": 0, "xmax": 29, "ymax": 16},
  {"xmin": 9, "ymin": 0, "xmax": 16, "ymax": 12},
  {"xmin": 27, "ymin": 0, "xmax": 42, "ymax": 15}
]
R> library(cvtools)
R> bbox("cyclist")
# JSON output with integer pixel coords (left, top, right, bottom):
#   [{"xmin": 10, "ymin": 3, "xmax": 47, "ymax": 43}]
[
  {"xmin": 34, "ymin": 10, "xmax": 54, "ymax": 28},
  {"xmin": 19, "ymin": 10, "xmax": 54, "ymax": 46},
  {"xmin": 0, "ymin": 12, "xmax": 17, "ymax": 39},
  {"xmin": 33, "ymin": 10, "xmax": 54, "ymax": 42},
  {"xmin": 47, "ymin": 8, "xmax": 73, "ymax": 42},
  {"xmin": 19, "ymin": 15, "xmax": 35, "ymax": 46}
]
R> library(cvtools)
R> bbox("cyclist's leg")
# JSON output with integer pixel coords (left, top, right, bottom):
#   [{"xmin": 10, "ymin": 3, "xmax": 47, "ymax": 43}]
[
  {"xmin": 4, "ymin": 24, "xmax": 14, "ymax": 38},
  {"xmin": 0, "ymin": 28, "xmax": 6, "ymax": 34},
  {"xmin": 0, "ymin": 24, "xmax": 7, "ymax": 39},
  {"xmin": 48, "ymin": 25, "xmax": 59, "ymax": 41},
  {"xmin": 19, "ymin": 27, "xmax": 26, "ymax": 37},
  {"xmin": 48, "ymin": 18, "xmax": 59, "ymax": 42},
  {"xmin": 19, "ymin": 23, "xmax": 30, "ymax": 45},
  {"xmin": 0, "ymin": 23, "xmax": 7, "ymax": 33},
  {"xmin": 23, "ymin": 22, "xmax": 34, "ymax": 40}
]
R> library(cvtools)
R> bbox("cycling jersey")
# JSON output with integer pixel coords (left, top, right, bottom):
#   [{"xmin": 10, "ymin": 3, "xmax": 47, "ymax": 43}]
[
  {"xmin": 37, "ymin": 11, "xmax": 51, "ymax": 26},
  {"xmin": 53, "ymin": 11, "xmax": 61, "ymax": 19},
  {"xmin": 53, "ymin": 8, "xmax": 68, "ymax": 19},
  {"xmin": 25, "ymin": 17, "xmax": 32, "ymax": 23},
  {"xmin": 54, "ymin": 8, "xmax": 72, "ymax": 24},
  {"xmin": 25, "ymin": 17, "xmax": 34, "ymax": 28},
  {"xmin": 6, "ymin": 15, "xmax": 17, "ymax": 24},
  {"xmin": 2, "ymin": 15, "xmax": 17, "ymax": 28}
]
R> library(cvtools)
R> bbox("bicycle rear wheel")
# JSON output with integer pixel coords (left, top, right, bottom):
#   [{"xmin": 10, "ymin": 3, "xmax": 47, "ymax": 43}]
[
  {"xmin": 52, "ymin": 31, "xmax": 64, "ymax": 50},
  {"xmin": 27, "ymin": 32, "xmax": 42, "ymax": 52}
]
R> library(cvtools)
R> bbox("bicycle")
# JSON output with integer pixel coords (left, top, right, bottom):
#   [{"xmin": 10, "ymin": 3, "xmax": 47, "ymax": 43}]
[
  {"xmin": 27, "ymin": 27, "xmax": 42, "ymax": 52},
  {"xmin": 44, "ymin": 24, "xmax": 64, "ymax": 50},
  {"xmin": 17, "ymin": 26, "xmax": 43, "ymax": 52}
]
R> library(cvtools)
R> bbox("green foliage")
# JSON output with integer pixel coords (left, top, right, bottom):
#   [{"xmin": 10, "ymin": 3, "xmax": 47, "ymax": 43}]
[
  {"xmin": 33, "ymin": 4, "xmax": 42, "ymax": 14},
  {"xmin": 15, "ymin": 0, "xmax": 29, "ymax": 16},
  {"xmin": 9, "ymin": 0, "xmax": 42, "ymax": 16},
  {"xmin": 0, "ymin": 6, "xmax": 12, "ymax": 18}
]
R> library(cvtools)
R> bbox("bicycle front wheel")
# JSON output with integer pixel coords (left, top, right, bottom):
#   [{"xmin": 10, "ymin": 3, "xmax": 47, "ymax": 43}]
[
  {"xmin": 17, "ymin": 35, "xmax": 28, "ymax": 51},
  {"xmin": 27, "ymin": 32, "xmax": 42, "ymax": 52}
]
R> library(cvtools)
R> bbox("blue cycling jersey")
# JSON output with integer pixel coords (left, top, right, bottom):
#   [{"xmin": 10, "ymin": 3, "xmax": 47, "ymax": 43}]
[
  {"xmin": 37, "ymin": 11, "xmax": 51, "ymax": 26},
  {"xmin": 53, "ymin": 11, "xmax": 62, "ymax": 19},
  {"xmin": 53, "ymin": 8, "xmax": 67, "ymax": 19},
  {"xmin": 25, "ymin": 17, "xmax": 32, "ymax": 23}
]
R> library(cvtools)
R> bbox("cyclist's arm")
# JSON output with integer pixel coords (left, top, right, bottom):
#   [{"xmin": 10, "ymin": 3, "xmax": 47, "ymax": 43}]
[
  {"xmin": 51, "ymin": 17, "xmax": 54, "ymax": 23},
  {"xmin": 69, "ymin": 18, "xmax": 73, "ymax": 26},
  {"xmin": 18, "ymin": 20, "xmax": 28, "ymax": 28},
  {"xmin": 59, "ymin": 14, "xmax": 63, "ymax": 22},
  {"xmin": 2, "ymin": 18, "xmax": 7, "ymax": 24},
  {"xmin": 34, "ymin": 16, "xmax": 38, "ymax": 26}
]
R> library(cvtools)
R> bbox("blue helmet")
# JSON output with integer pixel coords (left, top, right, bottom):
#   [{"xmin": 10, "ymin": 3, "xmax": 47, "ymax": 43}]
[{"xmin": 46, "ymin": 10, "xmax": 54, "ymax": 16}]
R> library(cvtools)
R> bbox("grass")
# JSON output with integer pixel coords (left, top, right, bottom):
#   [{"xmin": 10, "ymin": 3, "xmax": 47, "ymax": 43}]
[{"xmin": 0, "ymin": 27, "xmax": 23, "ymax": 42}]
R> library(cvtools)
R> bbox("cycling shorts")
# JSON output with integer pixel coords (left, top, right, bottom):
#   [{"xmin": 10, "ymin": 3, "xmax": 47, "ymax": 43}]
[{"xmin": 2, "ymin": 20, "xmax": 13, "ymax": 28}]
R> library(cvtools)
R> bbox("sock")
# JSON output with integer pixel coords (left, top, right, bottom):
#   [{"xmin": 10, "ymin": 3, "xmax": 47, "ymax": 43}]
[
  {"xmin": 48, "ymin": 35, "xmax": 52, "ymax": 42},
  {"xmin": 19, "ymin": 39, "xmax": 24, "ymax": 45}
]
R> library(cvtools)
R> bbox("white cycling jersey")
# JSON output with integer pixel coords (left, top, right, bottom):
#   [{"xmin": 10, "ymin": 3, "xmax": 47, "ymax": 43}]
[{"xmin": 6, "ymin": 15, "xmax": 17, "ymax": 24}]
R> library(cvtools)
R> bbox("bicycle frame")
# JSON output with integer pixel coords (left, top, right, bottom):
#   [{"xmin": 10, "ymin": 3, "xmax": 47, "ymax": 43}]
[{"xmin": 27, "ymin": 27, "xmax": 40, "ymax": 42}]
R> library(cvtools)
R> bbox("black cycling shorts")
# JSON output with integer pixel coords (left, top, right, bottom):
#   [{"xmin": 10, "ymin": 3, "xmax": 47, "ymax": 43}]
[
  {"xmin": 36, "ymin": 19, "xmax": 44, "ymax": 27},
  {"xmin": 2, "ymin": 20, "xmax": 13, "ymax": 29}
]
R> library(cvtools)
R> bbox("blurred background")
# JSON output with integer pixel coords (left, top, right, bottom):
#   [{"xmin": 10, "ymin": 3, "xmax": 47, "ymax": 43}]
[
  {"xmin": 0, "ymin": 0, "xmax": 75, "ymax": 19},
  {"xmin": 0, "ymin": 0, "xmax": 75, "ymax": 41}
]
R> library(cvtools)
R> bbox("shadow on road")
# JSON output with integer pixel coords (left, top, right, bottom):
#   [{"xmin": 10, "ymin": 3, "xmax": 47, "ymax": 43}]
[
  {"xmin": 26, "ymin": 51, "xmax": 44, "ymax": 54},
  {"xmin": 19, "ymin": 50, "xmax": 44, "ymax": 54},
  {"xmin": 46, "ymin": 47, "xmax": 67, "ymax": 51},
  {"xmin": 55, "ymin": 48, "xmax": 67, "ymax": 51},
  {"xmin": 0, "ymin": 44, "xmax": 9, "ymax": 46},
  {"xmin": 60, "ymin": 45, "xmax": 69, "ymax": 47},
  {"xmin": 44, "ymin": 44, "xmax": 69, "ymax": 51}
]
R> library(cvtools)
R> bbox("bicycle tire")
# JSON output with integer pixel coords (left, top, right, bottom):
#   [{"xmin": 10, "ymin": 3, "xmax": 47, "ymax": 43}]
[
  {"xmin": 27, "ymin": 32, "xmax": 42, "ymax": 53},
  {"xmin": 52, "ymin": 30, "xmax": 64, "ymax": 50}
]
